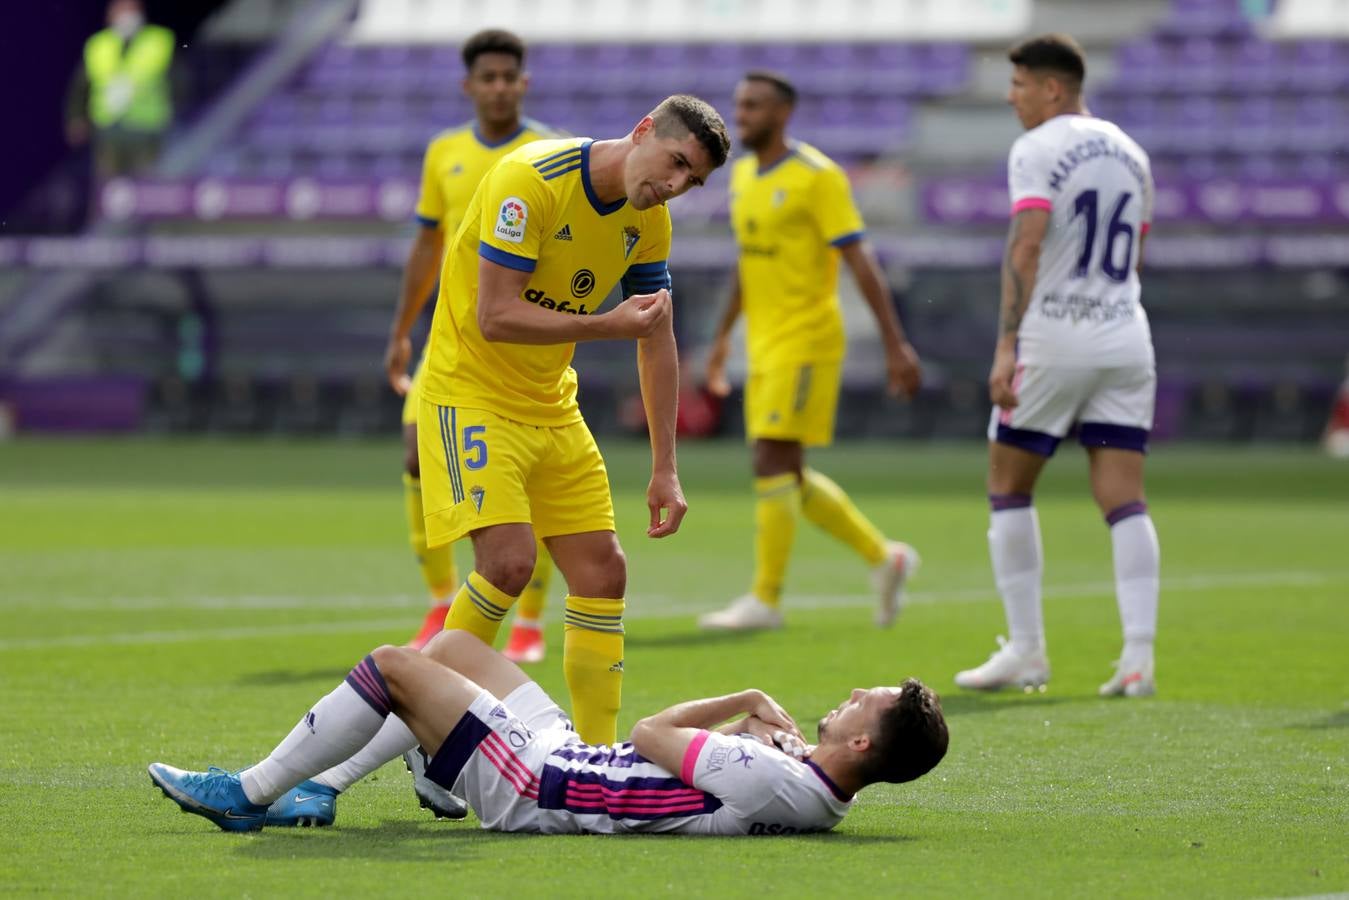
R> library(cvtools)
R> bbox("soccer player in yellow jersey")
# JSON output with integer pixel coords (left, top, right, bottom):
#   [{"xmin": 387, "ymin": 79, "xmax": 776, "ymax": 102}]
[
  {"xmin": 416, "ymin": 96, "xmax": 730, "ymax": 745},
  {"xmin": 383, "ymin": 30, "xmax": 557, "ymax": 658},
  {"xmin": 701, "ymin": 71, "xmax": 924, "ymax": 632}
]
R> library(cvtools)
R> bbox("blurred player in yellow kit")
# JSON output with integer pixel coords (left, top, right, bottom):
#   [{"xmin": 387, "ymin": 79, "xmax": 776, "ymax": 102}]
[
  {"xmin": 383, "ymin": 30, "xmax": 556, "ymax": 659},
  {"xmin": 702, "ymin": 71, "xmax": 923, "ymax": 632},
  {"xmin": 416, "ymin": 96, "xmax": 730, "ymax": 744}
]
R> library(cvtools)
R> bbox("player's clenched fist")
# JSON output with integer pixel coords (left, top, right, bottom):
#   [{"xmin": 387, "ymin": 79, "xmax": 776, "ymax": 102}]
[{"xmin": 605, "ymin": 288, "xmax": 672, "ymax": 339}]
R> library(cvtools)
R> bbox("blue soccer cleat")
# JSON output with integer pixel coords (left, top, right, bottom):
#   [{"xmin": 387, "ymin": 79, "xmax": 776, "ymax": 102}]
[
  {"xmin": 147, "ymin": 762, "xmax": 268, "ymax": 832},
  {"xmin": 264, "ymin": 779, "xmax": 338, "ymax": 827}
]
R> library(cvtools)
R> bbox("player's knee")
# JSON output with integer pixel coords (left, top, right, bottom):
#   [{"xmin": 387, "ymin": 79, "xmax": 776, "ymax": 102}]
[
  {"xmin": 582, "ymin": 543, "xmax": 627, "ymax": 598},
  {"xmin": 476, "ymin": 555, "xmax": 535, "ymax": 597},
  {"xmin": 370, "ymin": 643, "xmax": 414, "ymax": 688}
]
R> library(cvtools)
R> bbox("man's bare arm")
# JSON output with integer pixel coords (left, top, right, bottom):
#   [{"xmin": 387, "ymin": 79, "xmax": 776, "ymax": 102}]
[
  {"xmin": 838, "ymin": 239, "xmax": 921, "ymax": 398},
  {"xmin": 476, "ymin": 258, "xmax": 671, "ymax": 344},
  {"xmin": 629, "ymin": 690, "xmax": 800, "ymax": 777},
  {"xmin": 703, "ymin": 270, "xmax": 742, "ymax": 398},
  {"xmin": 989, "ymin": 208, "xmax": 1050, "ymax": 410},
  {"xmin": 383, "ymin": 225, "xmax": 444, "ymax": 394}
]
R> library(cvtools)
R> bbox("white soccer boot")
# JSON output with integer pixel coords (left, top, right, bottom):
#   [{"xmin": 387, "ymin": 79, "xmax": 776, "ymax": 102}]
[
  {"xmin": 872, "ymin": 542, "xmax": 921, "ymax": 628},
  {"xmin": 697, "ymin": 594, "xmax": 784, "ymax": 631},
  {"xmin": 954, "ymin": 636, "xmax": 1050, "ymax": 691},
  {"xmin": 1099, "ymin": 647, "xmax": 1156, "ymax": 697}
]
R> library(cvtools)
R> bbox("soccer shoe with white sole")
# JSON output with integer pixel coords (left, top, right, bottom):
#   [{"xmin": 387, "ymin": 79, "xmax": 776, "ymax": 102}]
[
  {"xmin": 872, "ymin": 542, "xmax": 921, "ymax": 628},
  {"xmin": 1099, "ymin": 652, "xmax": 1156, "ymax": 698},
  {"xmin": 264, "ymin": 779, "xmax": 338, "ymax": 827},
  {"xmin": 954, "ymin": 636, "xmax": 1050, "ymax": 691},
  {"xmin": 404, "ymin": 748, "xmax": 468, "ymax": 820},
  {"xmin": 148, "ymin": 763, "xmax": 268, "ymax": 832},
  {"xmin": 697, "ymin": 594, "xmax": 784, "ymax": 631}
]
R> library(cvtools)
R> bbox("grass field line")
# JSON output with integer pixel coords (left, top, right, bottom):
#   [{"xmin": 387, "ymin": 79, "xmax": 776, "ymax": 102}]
[{"xmin": 1, "ymin": 569, "xmax": 1337, "ymax": 651}]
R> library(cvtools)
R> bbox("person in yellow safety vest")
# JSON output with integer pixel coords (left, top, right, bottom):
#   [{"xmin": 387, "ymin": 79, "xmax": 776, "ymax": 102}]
[{"xmin": 65, "ymin": 0, "xmax": 175, "ymax": 181}]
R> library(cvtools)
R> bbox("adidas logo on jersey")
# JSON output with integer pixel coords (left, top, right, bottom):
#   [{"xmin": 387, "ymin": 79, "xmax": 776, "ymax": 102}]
[{"xmin": 553, "ymin": 224, "xmax": 573, "ymax": 241}]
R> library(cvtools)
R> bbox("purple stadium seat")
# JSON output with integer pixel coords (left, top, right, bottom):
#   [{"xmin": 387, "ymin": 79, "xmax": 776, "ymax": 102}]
[
  {"xmin": 1114, "ymin": 40, "xmax": 1171, "ymax": 93},
  {"xmin": 863, "ymin": 43, "xmax": 923, "ymax": 95},
  {"xmin": 1233, "ymin": 96, "xmax": 1279, "ymax": 154},
  {"xmin": 1221, "ymin": 39, "xmax": 1278, "ymax": 93}
]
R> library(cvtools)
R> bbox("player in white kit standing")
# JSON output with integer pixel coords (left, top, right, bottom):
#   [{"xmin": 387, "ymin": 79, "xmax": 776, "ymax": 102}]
[{"xmin": 954, "ymin": 34, "xmax": 1162, "ymax": 697}]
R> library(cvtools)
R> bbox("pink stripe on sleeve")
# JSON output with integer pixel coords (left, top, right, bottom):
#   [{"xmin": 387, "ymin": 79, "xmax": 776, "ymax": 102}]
[
  {"xmin": 1141, "ymin": 222, "xmax": 1151, "ymax": 235},
  {"xmin": 1011, "ymin": 197, "xmax": 1052, "ymax": 215},
  {"xmin": 680, "ymin": 730, "xmax": 711, "ymax": 786}
]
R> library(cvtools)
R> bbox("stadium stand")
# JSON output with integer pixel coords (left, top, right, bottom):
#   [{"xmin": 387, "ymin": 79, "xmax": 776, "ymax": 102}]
[{"xmin": 0, "ymin": 0, "xmax": 1346, "ymax": 441}]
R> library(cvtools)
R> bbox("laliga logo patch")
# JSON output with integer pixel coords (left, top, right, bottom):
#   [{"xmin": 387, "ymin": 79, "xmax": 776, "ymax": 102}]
[{"xmin": 496, "ymin": 196, "xmax": 528, "ymax": 243}]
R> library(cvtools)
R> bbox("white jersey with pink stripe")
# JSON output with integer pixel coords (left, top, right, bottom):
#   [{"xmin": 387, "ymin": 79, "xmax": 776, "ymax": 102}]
[
  {"xmin": 525, "ymin": 730, "xmax": 852, "ymax": 835},
  {"xmin": 1007, "ymin": 114, "xmax": 1156, "ymax": 367},
  {"xmin": 448, "ymin": 688, "xmax": 851, "ymax": 835}
]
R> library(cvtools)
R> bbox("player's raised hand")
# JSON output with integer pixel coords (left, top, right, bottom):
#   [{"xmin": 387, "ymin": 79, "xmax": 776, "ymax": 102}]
[
  {"xmin": 384, "ymin": 334, "xmax": 413, "ymax": 396},
  {"xmin": 885, "ymin": 339, "xmax": 923, "ymax": 399},
  {"xmin": 646, "ymin": 468, "xmax": 688, "ymax": 538},
  {"xmin": 988, "ymin": 346, "xmax": 1020, "ymax": 410},
  {"xmin": 704, "ymin": 335, "xmax": 732, "ymax": 398},
  {"xmin": 747, "ymin": 690, "xmax": 801, "ymax": 739},
  {"xmin": 607, "ymin": 288, "xmax": 672, "ymax": 340}
]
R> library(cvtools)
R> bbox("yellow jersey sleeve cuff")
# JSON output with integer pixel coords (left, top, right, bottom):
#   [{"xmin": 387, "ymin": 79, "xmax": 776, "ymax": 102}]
[
  {"xmin": 479, "ymin": 241, "xmax": 537, "ymax": 273},
  {"xmin": 829, "ymin": 230, "xmax": 865, "ymax": 248},
  {"xmin": 414, "ymin": 214, "xmax": 440, "ymax": 229}
]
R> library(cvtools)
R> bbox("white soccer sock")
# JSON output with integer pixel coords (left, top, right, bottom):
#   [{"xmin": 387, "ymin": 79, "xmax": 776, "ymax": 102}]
[
  {"xmin": 240, "ymin": 656, "xmax": 392, "ymax": 805},
  {"xmin": 1109, "ymin": 508, "xmax": 1160, "ymax": 656},
  {"xmin": 988, "ymin": 503, "xmax": 1045, "ymax": 655},
  {"xmin": 311, "ymin": 715, "xmax": 419, "ymax": 793}
]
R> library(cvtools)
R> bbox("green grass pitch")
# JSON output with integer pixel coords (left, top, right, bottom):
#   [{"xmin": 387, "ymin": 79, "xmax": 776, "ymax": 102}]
[{"xmin": 1, "ymin": 438, "xmax": 1345, "ymax": 897}]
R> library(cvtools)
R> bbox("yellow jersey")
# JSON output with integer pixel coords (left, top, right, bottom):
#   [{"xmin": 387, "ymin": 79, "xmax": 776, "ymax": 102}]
[
  {"xmin": 415, "ymin": 118, "xmax": 558, "ymax": 235},
  {"xmin": 729, "ymin": 141, "xmax": 865, "ymax": 372},
  {"xmin": 422, "ymin": 138, "xmax": 674, "ymax": 426}
]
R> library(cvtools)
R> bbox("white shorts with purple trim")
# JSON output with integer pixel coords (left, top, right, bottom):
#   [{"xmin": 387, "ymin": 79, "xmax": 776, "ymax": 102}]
[
  {"xmin": 425, "ymin": 683, "xmax": 579, "ymax": 832},
  {"xmin": 989, "ymin": 363, "xmax": 1156, "ymax": 456}
]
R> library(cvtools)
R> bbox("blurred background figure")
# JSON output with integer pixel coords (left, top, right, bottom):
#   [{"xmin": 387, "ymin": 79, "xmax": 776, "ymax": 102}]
[{"xmin": 65, "ymin": 0, "xmax": 176, "ymax": 182}]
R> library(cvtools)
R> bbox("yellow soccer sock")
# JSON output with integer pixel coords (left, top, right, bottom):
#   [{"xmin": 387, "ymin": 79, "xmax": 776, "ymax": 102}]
[
  {"xmin": 800, "ymin": 467, "xmax": 888, "ymax": 566},
  {"xmin": 563, "ymin": 595, "xmax": 624, "ymax": 745},
  {"xmin": 515, "ymin": 537, "xmax": 552, "ymax": 624},
  {"xmin": 444, "ymin": 571, "xmax": 517, "ymax": 646},
  {"xmin": 404, "ymin": 474, "xmax": 457, "ymax": 599},
  {"xmin": 750, "ymin": 473, "xmax": 801, "ymax": 607}
]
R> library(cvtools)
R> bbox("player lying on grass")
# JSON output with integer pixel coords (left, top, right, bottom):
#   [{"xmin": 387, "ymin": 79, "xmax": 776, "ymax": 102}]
[{"xmin": 149, "ymin": 631, "xmax": 948, "ymax": 835}]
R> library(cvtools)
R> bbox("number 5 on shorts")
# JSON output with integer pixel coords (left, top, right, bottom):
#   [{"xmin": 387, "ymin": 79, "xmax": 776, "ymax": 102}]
[{"xmin": 462, "ymin": 425, "xmax": 487, "ymax": 470}]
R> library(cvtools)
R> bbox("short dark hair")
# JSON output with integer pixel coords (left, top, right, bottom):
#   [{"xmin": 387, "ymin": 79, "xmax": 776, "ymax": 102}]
[
  {"xmin": 860, "ymin": 678, "xmax": 949, "ymax": 785},
  {"xmin": 650, "ymin": 94, "xmax": 731, "ymax": 170},
  {"xmin": 1008, "ymin": 33, "xmax": 1086, "ymax": 89},
  {"xmin": 742, "ymin": 69, "xmax": 797, "ymax": 106},
  {"xmin": 462, "ymin": 28, "xmax": 525, "ymax": 71}
]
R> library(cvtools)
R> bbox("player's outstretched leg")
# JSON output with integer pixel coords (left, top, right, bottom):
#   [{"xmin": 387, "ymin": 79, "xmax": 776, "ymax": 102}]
[
  {"xmin": 799, "ymin": 467, "xmax": 920, "ymax": 627},
  {"xmin": 149, "ymin": 654, "xmax": 397, "ymax": 831},
  {"xmin": 503, "ymin": 537, "xmax": 553, "ymax": 663}
]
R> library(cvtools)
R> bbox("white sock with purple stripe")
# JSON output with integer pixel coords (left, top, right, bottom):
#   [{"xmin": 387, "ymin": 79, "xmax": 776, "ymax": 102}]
[
  {"xmin": 240, "ymin": 654, "xmax": 392, "ymax": 805},
  {"xmin": 1107, "ymin": 502, "xmax": 1159, "ymax": 659},
  {"xmin": 988, "ymin": 494, "xmax": 1045, "ymax": 655},
  {"xmin": 311, "ymin": 715, "xmax": 419, "ymax": 793}
]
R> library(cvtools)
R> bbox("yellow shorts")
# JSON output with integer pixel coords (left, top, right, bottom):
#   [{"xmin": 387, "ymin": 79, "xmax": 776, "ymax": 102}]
[
  {"xmin": 401, "ymin": 355, "xmax": 425, "ymax": 426},
  {"xmin": 745, "ymin": 360, "xmax": 842, "ymax": 448},
  {"xmin": 417, "ymin": 399, "xmax": 616, "ymax": 548}
]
